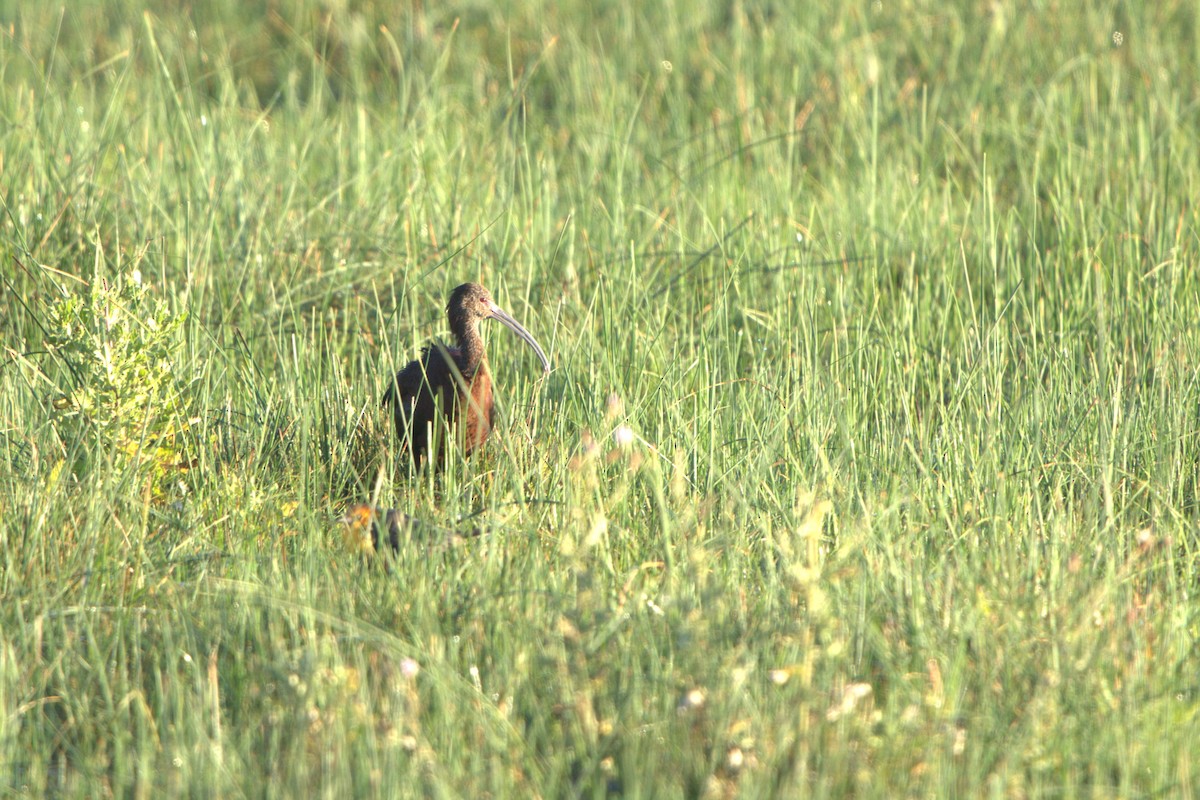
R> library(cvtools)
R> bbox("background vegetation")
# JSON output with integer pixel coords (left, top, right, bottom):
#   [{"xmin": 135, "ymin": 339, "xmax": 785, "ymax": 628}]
[{"xmin": 2, "ymin": 0, "xmax": 1197, "ymax": 795}]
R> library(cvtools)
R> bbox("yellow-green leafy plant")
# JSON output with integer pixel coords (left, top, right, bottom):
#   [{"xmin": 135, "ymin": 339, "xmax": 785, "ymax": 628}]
[{"xmin": 46, "ymin": 265, "xmax": 195, "ymax": 495}]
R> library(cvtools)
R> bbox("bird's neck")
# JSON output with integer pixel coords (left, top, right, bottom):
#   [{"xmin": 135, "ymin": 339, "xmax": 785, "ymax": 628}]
[{"xmin": 456, "ymin": 325, "xmax": 486, "ymax": 377}]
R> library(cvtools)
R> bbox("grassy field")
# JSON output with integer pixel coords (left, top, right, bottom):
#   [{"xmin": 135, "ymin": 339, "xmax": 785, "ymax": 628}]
[{"xmin": 2, "ymin": 1, "xmax": 1198, "ymax": 796}]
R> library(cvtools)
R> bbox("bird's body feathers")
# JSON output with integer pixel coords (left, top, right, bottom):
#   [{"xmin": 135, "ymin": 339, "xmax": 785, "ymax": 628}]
[{"xmin": 382, "ymin": 342, "xmax": 494, "ymax": 466}]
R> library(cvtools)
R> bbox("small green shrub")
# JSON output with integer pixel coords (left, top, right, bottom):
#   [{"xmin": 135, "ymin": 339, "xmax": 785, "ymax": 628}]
[{"xmin": 45, "ymin": 260, "xmax": 195, "ymax": 494}]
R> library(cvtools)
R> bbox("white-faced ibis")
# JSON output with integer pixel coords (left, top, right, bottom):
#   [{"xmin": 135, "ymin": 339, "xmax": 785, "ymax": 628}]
[{"xmin": 381, "ymin": 282, "xmax": 550, "ymax": 467}]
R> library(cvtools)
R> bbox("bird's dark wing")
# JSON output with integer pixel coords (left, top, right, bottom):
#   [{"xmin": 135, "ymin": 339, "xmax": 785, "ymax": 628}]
[
  {"xmin": 382, "ymin": 344, "xmax": 464, "ymax": 463},
  {"xmin": 381, "ymin": 350, "xmax": 431, "ymax": 410},
  {"xmin": 382, "ymin": 344, "xmax": 465, "ymax": 404}
]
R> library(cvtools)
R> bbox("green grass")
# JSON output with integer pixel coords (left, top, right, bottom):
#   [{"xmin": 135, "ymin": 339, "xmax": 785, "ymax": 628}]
[{"xmin": 2, "ymin": 1, "xmax": 1198, "ymax": 796}]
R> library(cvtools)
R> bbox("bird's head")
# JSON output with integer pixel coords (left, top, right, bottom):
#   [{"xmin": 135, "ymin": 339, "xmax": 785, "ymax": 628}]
[{"xmin": 446, "ymin": 282, "xmax": 551, "ymax": 373}]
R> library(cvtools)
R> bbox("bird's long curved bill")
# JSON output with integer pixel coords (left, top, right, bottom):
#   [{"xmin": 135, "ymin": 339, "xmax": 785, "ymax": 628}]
[{"xmin": 489, "ymin": 303, "xmax": 551, "ymax": 373}]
